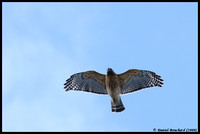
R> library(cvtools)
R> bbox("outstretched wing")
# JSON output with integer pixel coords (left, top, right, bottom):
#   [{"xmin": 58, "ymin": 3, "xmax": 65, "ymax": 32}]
[
  {"xmin": 64, "ymin": 71, "xmax": 107, "ymax": 95},
  {"xmin": 118, "ymin": 69, "xmax": 164, "ymax": 94}
]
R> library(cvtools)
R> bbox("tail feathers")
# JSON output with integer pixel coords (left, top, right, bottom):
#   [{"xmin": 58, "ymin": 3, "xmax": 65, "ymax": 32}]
[
  {"xmin": 110, "ymin": 97, "xmax": 125, "ymax": 112},
  {"xmin": 112, "ymin": 104, "xmax": 125, "ymax": 112}
]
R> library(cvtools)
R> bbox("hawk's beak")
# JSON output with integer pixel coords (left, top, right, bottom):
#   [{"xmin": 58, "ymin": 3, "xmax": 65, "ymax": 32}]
[
  {"xmin": 107, "ymin": 68, "xmax": 115, "ymax": 76},
  {"xmin": 107, "ymin": 68, "xmax": 114, "ymax": 74},
  {"xmin": 107, "ymin": 68, "xmax": 112, "ymax": 72}
]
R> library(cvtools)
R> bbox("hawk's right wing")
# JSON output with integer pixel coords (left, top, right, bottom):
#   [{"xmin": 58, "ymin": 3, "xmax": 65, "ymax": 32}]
[
  {"xmin": 118, "ymin": 69, "xmax": 163, "ymax": 94},
  {"xmin": 64, "ymin": 71, "xmax": 108, "ymax": 95}
]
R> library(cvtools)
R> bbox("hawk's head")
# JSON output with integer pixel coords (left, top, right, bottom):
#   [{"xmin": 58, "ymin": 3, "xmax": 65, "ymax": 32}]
[{"xmin": 107, "ymin": 68, "xmax": 115, "ymax": 76}]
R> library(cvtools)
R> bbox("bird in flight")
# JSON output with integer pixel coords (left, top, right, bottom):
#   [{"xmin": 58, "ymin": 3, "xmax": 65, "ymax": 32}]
[{"xmin": 64, "ymin": 68, "xmax": 164, "ymax": 112}]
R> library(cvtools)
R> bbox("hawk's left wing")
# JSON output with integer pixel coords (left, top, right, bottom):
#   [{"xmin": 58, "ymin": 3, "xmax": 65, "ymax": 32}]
[
  {"xmin": 118, "ymin": 69, "xmax": 163, "ymax": 94},
  {"xmin": 64, "ymin": 71, "xmax": 107, "ymax": 95}
]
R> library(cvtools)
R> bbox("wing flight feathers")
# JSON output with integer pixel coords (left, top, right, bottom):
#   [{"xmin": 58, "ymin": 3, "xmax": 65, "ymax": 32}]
[
  {"xmin": 118, "ymin": 69, "xmax": 163, "ymax": 94},
  {"xmin": 64, "ymin": 71, "xmax": 107, "ymax": 95}
]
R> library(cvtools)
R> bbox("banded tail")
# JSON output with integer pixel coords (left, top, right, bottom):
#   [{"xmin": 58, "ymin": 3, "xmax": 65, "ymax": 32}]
[{"xmin": 111, "ymin": 97, "xmax": 125, "ymax": 112}]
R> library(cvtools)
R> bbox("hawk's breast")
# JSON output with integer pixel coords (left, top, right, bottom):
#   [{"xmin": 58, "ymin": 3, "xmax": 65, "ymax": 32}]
[{"xmin": 105, "ymin": 74, "xmax": 120, "ymax": 90}]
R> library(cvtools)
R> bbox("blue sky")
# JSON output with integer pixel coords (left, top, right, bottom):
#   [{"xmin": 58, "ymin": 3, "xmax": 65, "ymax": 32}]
[{"xmin": 2, "ymin": 2, "xmax": 198, "ymax": 132}]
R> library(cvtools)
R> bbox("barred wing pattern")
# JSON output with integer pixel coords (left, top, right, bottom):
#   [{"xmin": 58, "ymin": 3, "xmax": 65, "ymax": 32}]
[
  {"xmin": 118, "ymin": 69, "xmax": 163, "ymax": 94},
  {"xmin": 64, "ymin": 71, "xmax": 108, "ymax": 95}
]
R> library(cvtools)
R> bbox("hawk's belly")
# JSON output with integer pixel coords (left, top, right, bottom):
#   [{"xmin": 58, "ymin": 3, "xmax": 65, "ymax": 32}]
[{"xmin": 106, "ymin": 87, "xmax": 121, "ymax": 98}]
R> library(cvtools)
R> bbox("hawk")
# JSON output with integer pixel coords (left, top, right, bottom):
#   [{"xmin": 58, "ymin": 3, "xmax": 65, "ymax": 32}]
[{"xmin": 64, "ymin": 68, "xmax": 163, "ymax": 112}]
